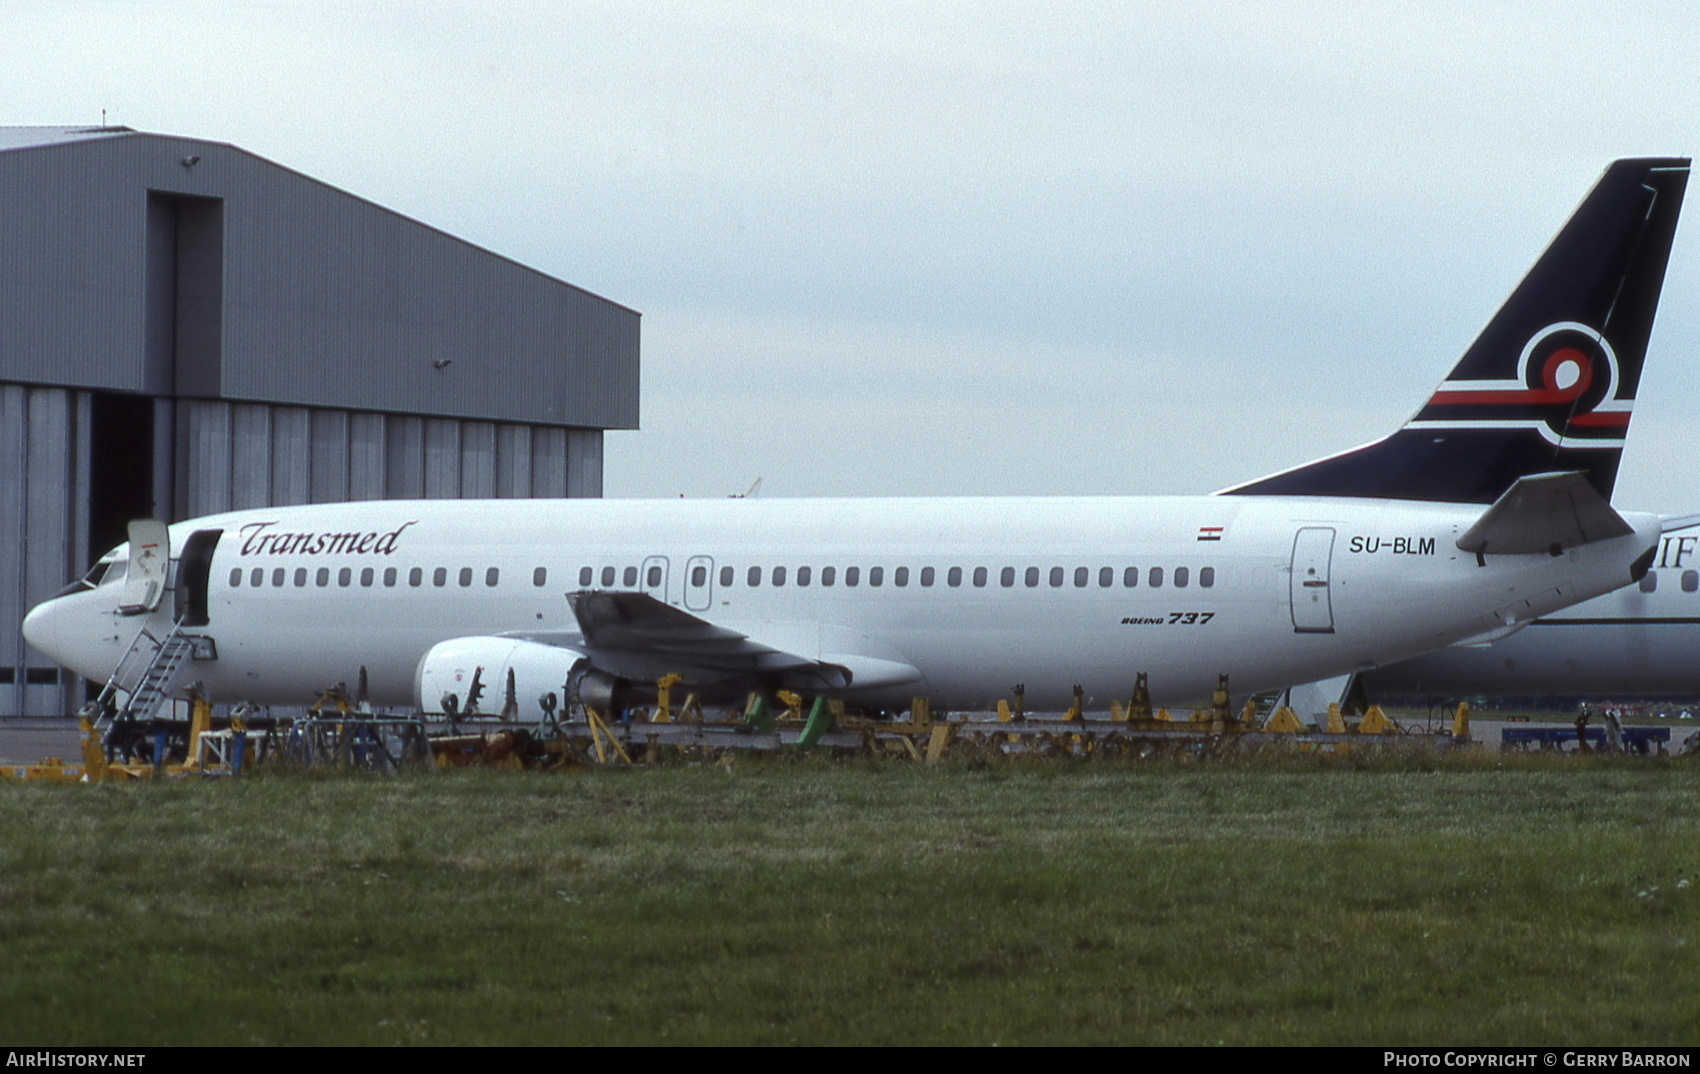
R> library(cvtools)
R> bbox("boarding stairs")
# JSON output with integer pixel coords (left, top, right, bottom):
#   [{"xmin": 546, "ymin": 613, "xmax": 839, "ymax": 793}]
[{"xmin": 87, "ymin": 618, "xmax": 208, "ymax": 735}]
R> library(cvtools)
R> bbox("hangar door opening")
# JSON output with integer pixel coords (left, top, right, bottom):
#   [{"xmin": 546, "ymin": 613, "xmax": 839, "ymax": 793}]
[{"xmin": 87, "ymin": 392, "xmax": 157, "ymax": 561}]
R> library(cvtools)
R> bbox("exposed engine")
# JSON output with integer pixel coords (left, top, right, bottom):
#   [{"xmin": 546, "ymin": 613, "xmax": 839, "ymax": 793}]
[{"xmin": 414, "ymin": 637, "xmax": 622, "ymax": 719}]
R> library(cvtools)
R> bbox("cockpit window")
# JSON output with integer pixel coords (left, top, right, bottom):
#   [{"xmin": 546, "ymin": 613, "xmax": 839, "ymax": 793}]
[
  {"xmin": 55, "ymin": 555, "xmax": 126, "ymax": 599},
  {"xmin": 84, "ymin": 556, "xmax": 128, "ymax": 587}
]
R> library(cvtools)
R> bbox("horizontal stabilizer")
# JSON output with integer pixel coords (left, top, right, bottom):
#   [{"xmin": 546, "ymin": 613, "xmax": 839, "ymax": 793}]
[{"xmin": 1455, "ymin": 472, "xmax": 1633, "ymax": 556}]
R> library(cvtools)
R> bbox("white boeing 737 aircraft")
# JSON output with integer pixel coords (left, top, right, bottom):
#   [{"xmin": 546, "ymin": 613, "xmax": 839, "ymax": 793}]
[{"xmin": 21, "ymin": 158, "xmax": 1692, "ymax": 723}]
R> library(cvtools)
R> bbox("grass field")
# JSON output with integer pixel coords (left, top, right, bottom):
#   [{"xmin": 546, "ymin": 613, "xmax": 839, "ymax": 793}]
[{"xmin": 0, "ymin": 753, "xmax": 1695, "ymax": 1046}]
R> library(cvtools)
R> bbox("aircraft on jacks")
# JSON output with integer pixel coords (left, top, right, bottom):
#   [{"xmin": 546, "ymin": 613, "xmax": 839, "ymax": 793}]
[{"xmin": 21, "ymin": 158, "xmax": 1691, "ymax": 734}]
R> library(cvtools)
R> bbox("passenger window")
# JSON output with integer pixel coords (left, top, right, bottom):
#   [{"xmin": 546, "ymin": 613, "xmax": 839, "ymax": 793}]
[
  {"xmin": 948, "ymin": 567, "xmax": 962, "ymax": 587},
  {"xmin": 692, "ymin": 566, "xmax": 707, "ymax": 586},
  {"xmin": 360, "ymin": 567, "xmax": 374, "ymax": 587},
  {"xmin": 1001, "ymin": 567, "xmax": 1015, "ymax": 587},
  {"xmin": 295, "ymin": 568, "xmax": 308, "ymax": 587},
  {"xmin": 1149, "ymin": 567, "xmax": 1164, "ymax": 588},
  {"xmin": 409, "ymin": 567, "xmax": 423, "ymax": 587},
  {"xmin": 846, "ymin": 566, "xmax": 860, "ymax": 587},
  {"xmin": 319, "ymin": 568, "xmax": 331, "ymax": 587},
  {"xmin": 339, "ymin": 568, "xmax": 352, "ymax": 587},
  {"xmin": 250, "ymin": 568, "xmax": 264, "ymax": 587},
  {"xmin": 622, "ymin": 566, "xmax": 638, "ymax": 587},
  {"xmin": 1025, "ymin": 567, "xmax": 1039, "ymax": 588},
  {"xmin": 1099, "ymin": 567, "xmax": 1113, "ymax": 588},
  {"xmin": 973, "ymin": 567, "xmax": 987, "ymax": 587},
  {"xmin": 1124, "ymin": 567, "xmax": 1138, "ymax": 587},
  {"xmin": 822, "ymin": 566, "xmax": 836, "ymax": 586},
  {"xmin": 1200, "ymin": 567, "xmax": 1215, "ymax": 588},
  {"xmin": 487, "ymin": 568, "xmax": 500, "ymax": 587},
  {"xmin": 601, "ymin": 566, "xmax": 616, "ymax": 586},
  {"xmin": 870, "ymin": 566, "xmax": 884, "ymax": 587},
  {"xmin": 229, "ymin": 568, "xmax": 242, "ymax": 587},
  {"xmin": 798, "ymin": 566, "xmax": 812, "ymax": 586},
  {"xmin": 720, "ymin": 566, "xmax": 734, "ymax": 587},
  {"xmin": 1175, "ymin": 567, "xmax": 1189, "ymax": 588},
  {"xmin": 534, "ymin": 567, "xmax": 547, "ymax": 587},
  {"xmin": 895, "ymin": 567, "xmax": 909, "ymax": 587},
  {"xmin": 383, "ymin": 567, "xmax": 397, "ymax": 587},
  {"xmin": 433, "ymin": 567, "xmax": 448, "ymax": 587},
  {"xmin": 774, "ymin": 566, "xmax": 787, "ymax": 586},
  {"xmin": 646, "ymin": 565, "xmax": 661, "ymax": 587},
  {"xmin": 579, "ymin": 566, "xmax": 592, "ymax": 586},
  {"xmin": 1640, "ymin": 571, "xmax": 1658, "ymax": 593},
  {"xmin": 1074, "ymin": 567, "xmax": 1088, "ymax": 588},
  {"xmin": 748, "ymin": 566, "xmax": 762, "ymax": 586},
  {"xmin": 920, "ymin": 567, "xmax": 935, "ymax": 587},
  {"xmin": 1685, "ymin": 570, "xmax": 1699, "ymax": 593},
  {"xmin": 1049, "ymin": 567, "xmax": 1064, "ymax": 588},
  {"xmin": 459, "ymin": 567, "xmax": 473, "ymax": 587}
]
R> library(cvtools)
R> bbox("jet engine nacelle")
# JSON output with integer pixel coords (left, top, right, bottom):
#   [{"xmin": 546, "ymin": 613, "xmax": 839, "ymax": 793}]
[{"xmin": 414, "ymin": 637, "xmax": 605, "ymax": 719}]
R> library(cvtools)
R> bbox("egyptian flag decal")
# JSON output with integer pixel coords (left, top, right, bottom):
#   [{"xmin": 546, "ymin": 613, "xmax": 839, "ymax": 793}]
[{"xmin": 1197, "ymin": 526, "xmax": 1224, "ymax": 542}]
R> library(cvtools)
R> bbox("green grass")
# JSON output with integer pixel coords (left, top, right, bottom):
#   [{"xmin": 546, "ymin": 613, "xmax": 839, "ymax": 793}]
[{"xmin": 1, "ymin": 754, "xmax": 1696, "ymax": 1045}]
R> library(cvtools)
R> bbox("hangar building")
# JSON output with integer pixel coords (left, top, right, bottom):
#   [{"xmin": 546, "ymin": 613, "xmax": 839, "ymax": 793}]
[{"xmin": 0, "ymin": 126, "xmax": 640, "ymax": 717}]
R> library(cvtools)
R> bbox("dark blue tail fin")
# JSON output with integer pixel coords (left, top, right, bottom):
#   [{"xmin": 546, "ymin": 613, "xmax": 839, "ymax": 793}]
[{"xmin": 1223, "ymin": 157, "xmax": 1689, "ymax": 504}]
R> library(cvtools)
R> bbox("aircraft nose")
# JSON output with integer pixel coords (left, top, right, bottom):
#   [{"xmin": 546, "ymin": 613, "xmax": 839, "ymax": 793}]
[
  {"xmin": 21, "ymin": 593, "xmax": 117, "ymax": 682},
  {"xmin": 21, "ymin": 597, "xmax": 67, "ymax": 664}
]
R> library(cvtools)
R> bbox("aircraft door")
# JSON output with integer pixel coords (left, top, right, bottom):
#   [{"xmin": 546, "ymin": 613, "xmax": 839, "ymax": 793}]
[
  {"xmin": 118, "ymin": 519, "xmax": 170, "ymax": 615},
  {"xmin": 684, "ymin": 555, "xmax": 714, "ymax": 612},
  {"xmin": 175, "ymin": 529, "xmax": 224, "ymax": 627},
  {"xmin": 1289, "ymin": 527, "xmax": 1336, "ymax": 634},
  {"xmin": 642, "ymin": 555, "xmax": 671, "ymax": 604}
]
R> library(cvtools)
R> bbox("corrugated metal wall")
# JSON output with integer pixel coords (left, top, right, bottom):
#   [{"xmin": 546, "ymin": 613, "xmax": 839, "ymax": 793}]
[
  {"xmin": 0, "ymin": 385, "xmax": 88, "ymax": 718},
  {"xmin": 173, "ymin": 401, "xmax": 600, "ymax": 518},
  {"xmin": 0, "ymin": 387, "xmax": 605, "ymax": 716}
]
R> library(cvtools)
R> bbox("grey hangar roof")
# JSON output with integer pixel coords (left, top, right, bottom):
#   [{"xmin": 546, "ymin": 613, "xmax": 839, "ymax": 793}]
[{"xmin": 0, "ymin": 125, "xmax": 639, "ymax": 430}]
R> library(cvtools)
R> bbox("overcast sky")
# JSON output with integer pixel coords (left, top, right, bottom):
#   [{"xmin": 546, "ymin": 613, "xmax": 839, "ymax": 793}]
[{"xmin": 6, "ymin": 2, "xmax": 1697, "ymax": 512}]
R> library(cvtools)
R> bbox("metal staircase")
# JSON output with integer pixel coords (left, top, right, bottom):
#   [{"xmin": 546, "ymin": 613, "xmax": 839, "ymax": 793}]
[
  {"xmin": 86, "ymin": 618, "xmax": 207, "ymax": 735},
  {"xmin": 126, "ymin": 631, "xmax": 199, "ymax": 722}
]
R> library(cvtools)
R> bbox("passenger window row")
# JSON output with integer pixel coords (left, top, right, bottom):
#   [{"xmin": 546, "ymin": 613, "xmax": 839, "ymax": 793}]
[
  {"xmin": 229, "ymin": 566, "xmax": 502, "ymax": 589},
  {"xmin": 580, "ymin": 563, "xmax": 1217, "ymax": 590},
  {"xmin": 1638, "ymin": 569, "xmax": 1700, "ymax": 594},
  {"xmin": 230, "ymin": 561, "xmax": 1218, "ymax": 593}
]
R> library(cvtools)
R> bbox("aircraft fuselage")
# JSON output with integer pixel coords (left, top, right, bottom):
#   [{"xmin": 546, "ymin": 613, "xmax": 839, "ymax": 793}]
[{"xmin": 24, "ymin": 494, "xmax": 1659, "ymax": 713}]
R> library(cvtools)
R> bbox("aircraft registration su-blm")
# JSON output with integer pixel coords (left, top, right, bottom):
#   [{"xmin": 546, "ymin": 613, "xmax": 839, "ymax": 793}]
[{"xmin": 22, "ymin": 158, "xmax": 1694, "ymax": 721}]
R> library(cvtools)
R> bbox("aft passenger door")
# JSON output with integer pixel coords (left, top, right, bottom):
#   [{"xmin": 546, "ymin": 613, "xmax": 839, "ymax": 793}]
[{"xmin": 1289, "ymin": 527, "xmax": 1336, "ymax": 634}]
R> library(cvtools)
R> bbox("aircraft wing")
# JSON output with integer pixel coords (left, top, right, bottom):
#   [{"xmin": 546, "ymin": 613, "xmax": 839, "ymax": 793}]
[
  {"xmin": 510, "ymin": 591, "xmax": 920, "ymax": 692},
  {"xmin": 558, "ymin": 590, "xmax": 854, "ymax": 688}
]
